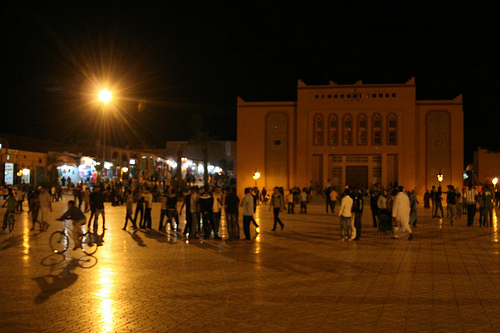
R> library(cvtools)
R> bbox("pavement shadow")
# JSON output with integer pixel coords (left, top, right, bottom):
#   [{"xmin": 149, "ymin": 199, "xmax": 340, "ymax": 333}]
[
  {"xmin": 128, "ymin": 230, "xmax": 146, "ymax": 247},
  {"xmin": 34, "ymin": 254, "xmax": 98, "ymax": 304},
  {"xmin": 0, "ymin": 234, "xmax": 24, "ymax": 251},
  {"xmin": 140, "ymin": 229, "xmax": 178, "ymax": 244}
]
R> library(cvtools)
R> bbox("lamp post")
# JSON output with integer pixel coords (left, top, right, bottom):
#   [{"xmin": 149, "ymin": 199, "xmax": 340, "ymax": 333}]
[
  {"xmin": 98, "ymin": 89, "xmax": 112, "ymax": 181},
  {"xmin": 252, "ymin": 170, "xmax": 261, "ymax": 187},
  {"xmin": 493, "ymin": 177, "xmax": 498, "ymax": 190},
  {"xmin": 437, "ymin": 169, "xmax": 443, "ymax": 186}
]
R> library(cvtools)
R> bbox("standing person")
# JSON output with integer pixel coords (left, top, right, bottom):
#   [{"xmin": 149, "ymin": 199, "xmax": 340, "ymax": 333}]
[
  {"xmin": 83, "ymin": 186, "xmax": 91, "ymax": 213},
  {"xmin": 212, "ymin": 186, "xmax": 223, "ymax": 235},
  {"xmin": 15, "ymin": 187, "xmax": 24, "ymax": 212},
  {"xmin": 446, "ymin": 185, "xmax": 457, "ymax": 225},
  {"xmin": 93, "ymin": 187, "xmax": 106, "ymax": 232},
  {"xmin": 329, "ymin": 187, "xmax": 339, "ymax": 214},
  {"xmin": 430, "ymin": 186, "xmax": 437, "ymax": 216},
  {"xmin": 369, "ymin": 188, "xmax": 379, "ymax": 227},
  {"xmin": 56, "ymin": 200, "xmax": 86, "ymax": 250},
  {"xmin": 434, "ymin": 187, "xmax": 444, "ymax": 218},
  {"xmin": 142, "ymin": 187, "xmax": 153, "ymax": 229},
  {"xmin": 409, "ymin": 189, "xmax": 418, "ymax": 227},
  {"xmin": 483, "ymin": 186, "xmax": 494, "ymax": 227},
  {"xmin": 423, "ymin": 190, "xmax": 431, "ymax": 208},
  {"xmin": 456, "ymin": 188, "xmax": 463, "ymax": 219},
  {"xmin": 122, "ymin": 189, "xmax": 136, "ymax": 230},
  {"xmin": 352, "ymin": 188, "xmax": 364, "ymax": 241},
  {"xmin": 167, "ymin": 189, "xmax": 179, "ymax": 231},
  {"xmin": 180, "ymin": 187, "xmax": 194, "ymax": 238},
  {"xmin": 478, "ymin": 192, "xmax": 485, "ymax": 226},
  {"xmin": 391, "ymin": 186, "xmax": 413, "ymax": 240},
  {"xmin": 464, "ymin": 186, "xmax": 478, "ymax": 226},
  {"xmin": 29, "ymin": 189, "xmax": 40, "ymax": 231},
  {"xmin": 338, "ymin": 188, "xmax": 353, "ymax": 241},
  {"xmin": 190, "ymin": 187, "xmax": 200, "ymax": 237},
  {"xmin": 199, "ymin": 186, "xmax": 219, "ymax": 239},
  {"xmin": 158, "ymin": 190, "xmax": 169, "ymax": 231},
  {"xmin": 260, "ymin": 187, "xmax": 267, "ymax": 204},
  {"xmin": 286, "ymin": 190, "xmax": 295, "ymax": 214},
  {"xmin": 300, "ymin": 188, "xmax": 308, "ymax": 213},
  {"xmin": 134, "ymin": 188, "xmax": 145, "ymax": 228},
  {"xmin": 324, "ymin": 186, "xmax": 332, "ymax": 213},
  {"xmin": 224, "ymin": 186, "xmax": 240, "ymax": 240},
  {"xmin": 269, "ymin": 186, "xmax": 285, "ymax": 231},
  {"xmin": 38, "ymin": 186, "xmax": 52, "ymax": 231},
  {"xmin": 240, "ymin": 187, "xmax": 255, "ymax": 240}
]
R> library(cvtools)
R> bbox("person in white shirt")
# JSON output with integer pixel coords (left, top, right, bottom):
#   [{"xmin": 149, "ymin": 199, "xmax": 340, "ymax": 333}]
[
  {"xmin": 212, "ymin": 186, "xmax": 223, "ymax": 236},
  {"xmin": 338, "ymin": 189, "xmax": 353, "ymax": 241},
  {"xmin": 392, "ymin": 186, "xmax": 413, "ymax": 240}
]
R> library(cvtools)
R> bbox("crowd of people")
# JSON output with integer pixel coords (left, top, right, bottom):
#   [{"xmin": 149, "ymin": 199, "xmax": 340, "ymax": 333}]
[{"xmin": 1, "ymin": 179, "xmax": 498, "ymax": 244}]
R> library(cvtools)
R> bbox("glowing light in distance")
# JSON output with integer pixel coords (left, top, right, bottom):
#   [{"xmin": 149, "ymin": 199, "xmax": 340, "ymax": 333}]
[{"xmin": 98, "ymin": 89, "xmax": 113, "ymax": 104}]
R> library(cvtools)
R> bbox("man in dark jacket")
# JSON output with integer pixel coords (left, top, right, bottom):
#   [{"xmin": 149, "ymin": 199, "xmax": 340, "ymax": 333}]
[{"xmin": 198, "ymin": 186, "xmax": 220, "ymax": 239}]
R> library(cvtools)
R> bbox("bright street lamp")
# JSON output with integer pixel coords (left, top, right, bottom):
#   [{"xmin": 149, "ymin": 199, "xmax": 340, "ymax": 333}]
[
  {"xmin": 98, "ymin": 89, "xmax": 112, "ymax": 104},
  {"xmin": 252, "ymin": 170, "xmax": 261, "ymax": 187},
  {"xmin": 437, "ymin": 169, "xmax": 443, "ymax": 185}
]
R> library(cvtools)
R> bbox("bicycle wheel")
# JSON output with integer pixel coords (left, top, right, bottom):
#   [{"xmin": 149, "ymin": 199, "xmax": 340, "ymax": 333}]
[
  {"xmin": 7, "ymin": 214, "xmax": 14, "ymax": 232},
  {"xmin": 49, "ymin": 231, "xmax": 69, "ymax": 253},
  {"xmin": 80, "ymin": 232, "xmax": 98, "ymax": 255}
]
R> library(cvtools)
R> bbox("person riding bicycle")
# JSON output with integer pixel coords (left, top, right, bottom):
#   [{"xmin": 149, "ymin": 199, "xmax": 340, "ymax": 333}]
[
  {"xmin": 56, "ymin": 200, "xmax": 86, "ymax": 250},
  {"xmin": 2, "ymin": 189, "xmax": 17, "ymax": 230}
]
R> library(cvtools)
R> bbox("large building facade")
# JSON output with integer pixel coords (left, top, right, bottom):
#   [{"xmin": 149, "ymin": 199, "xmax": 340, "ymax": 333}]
[{"xmin": 237, "ymin": 78, "xmax": 464, "ymax": 195}]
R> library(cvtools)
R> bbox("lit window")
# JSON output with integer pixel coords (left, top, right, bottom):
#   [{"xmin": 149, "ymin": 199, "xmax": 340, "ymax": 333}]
[
  {"xmin": 357, "ymin": 114, "xmax": 367, "ymax": 145},
  {"xmin": 372, "ymin": 113, "xmax": 382, "ymax": 145},
  {"xmin": 313, "ymin": 114, "xmax": 324, "ymax": 146},
  {"xmin": 387, "ymin": 113, "xmax": 397, "ymax": 145},
  {"xmin": 328, "ymin": 114, "xmax": 338, "ymax": 146},
  {"xmin": 343, "ymin": 114, "xmax": 353, "ymax": 145}
]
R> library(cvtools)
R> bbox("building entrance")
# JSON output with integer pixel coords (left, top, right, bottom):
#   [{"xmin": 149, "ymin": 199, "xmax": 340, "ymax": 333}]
[{"xmin": 346, "ymin": 166, "xmax": 368, "ymax": 190}]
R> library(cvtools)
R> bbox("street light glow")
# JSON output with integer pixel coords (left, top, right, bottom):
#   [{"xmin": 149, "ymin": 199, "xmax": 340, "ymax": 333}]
[
  {"xmin": 98, "ymin": 89, "xmax": 113, "ymax": 104},
  {"xmin": 493, "ymin": 177, "xmax": 498, "ymax": 185}
]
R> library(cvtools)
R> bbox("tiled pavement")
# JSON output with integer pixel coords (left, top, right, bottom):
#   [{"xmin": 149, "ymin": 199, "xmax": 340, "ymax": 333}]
[{"xmin": 1, "ymin": 196, "xmax": 500, "ymax": 332}]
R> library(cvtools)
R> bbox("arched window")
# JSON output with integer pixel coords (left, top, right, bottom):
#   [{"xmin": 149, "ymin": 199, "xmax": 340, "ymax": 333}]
[
  {"xmin": 387, "ymin": 113, "xmax": 397, "ymax": 145},
  {"xmin": 342, "ymin": 114, "xmax": 353, "ymax": 145},
  {"xmin": 372, "ymin": 113, "xmax": 382, "ymax": 145},
  {"xmin": 357, "ymin": 114, "xmax": 367, "ymax": 145},
  {"xmin": 328, "ymin": 114, "xmax": 338, "ymax": 146},
  {"xmin": 313, "ymin": 114, "xmax": 324, "ymax": 145}
]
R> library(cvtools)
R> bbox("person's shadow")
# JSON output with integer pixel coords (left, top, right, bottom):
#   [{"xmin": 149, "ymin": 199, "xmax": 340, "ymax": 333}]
[{"xmin": 33, "ymin": 256, "xmax": 79, "ymax": 304}]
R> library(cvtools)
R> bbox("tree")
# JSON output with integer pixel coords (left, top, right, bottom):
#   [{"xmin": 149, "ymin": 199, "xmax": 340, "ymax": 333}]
[{"xmin": 188, "ymin": 131, "xmax": 218, "ymax": 186}]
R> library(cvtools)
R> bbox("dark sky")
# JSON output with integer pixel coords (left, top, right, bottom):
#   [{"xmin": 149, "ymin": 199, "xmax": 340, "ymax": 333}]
[{"xmin": 1, "ymin": 2, "xmax": 499, "ymax": 164}]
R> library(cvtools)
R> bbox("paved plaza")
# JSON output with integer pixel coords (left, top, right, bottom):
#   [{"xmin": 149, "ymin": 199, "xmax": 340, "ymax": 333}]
[{"xmin": 1, "ymin": 196, "xmax": 500, "ymax": 332}]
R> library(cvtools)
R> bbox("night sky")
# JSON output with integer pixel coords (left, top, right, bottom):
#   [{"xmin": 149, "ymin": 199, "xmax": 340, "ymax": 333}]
[{"xmin": 1, "ymin": 2, "xmax": 498, "ymax": 164}]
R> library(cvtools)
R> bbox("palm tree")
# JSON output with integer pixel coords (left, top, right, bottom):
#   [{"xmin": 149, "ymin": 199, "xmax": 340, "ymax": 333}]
[{"xmin": 188, "ymin": 131, "xmax": 218, "ymax": 186}]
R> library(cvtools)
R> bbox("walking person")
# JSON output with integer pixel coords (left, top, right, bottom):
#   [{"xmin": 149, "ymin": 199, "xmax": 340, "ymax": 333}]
[
  {"xmin": 241, "ymin": 187, "xmax": 255, "ymax": 240},
  {"xmin": 269, "ymin": 187, "xmax": 285, "ymax": 231},
  {"xmin": 158, "ymin": 190, "xmax": 169, "ymax": 231},
  {"xmin": 38, "ymin": 186, "xmax": 52, "ymax": 231},
  {"xmin": 434, "ymin": 187, "xmax": 444, "ymax": 218},
  {"xmin": 483, "ymin": 186, "xmax": 494, "ymax": 227},
  {"xmin": 224, "ymin": 186, "xmax": 240, "ymax": 240},
  {"xmin": 29, "ymin": 189, "xmax": 40, "ymax": 230},
  {"xmin": 93, "ymin": 186, "xmax": 106, "ymax": 232},
  {"xmin": 430, "ymin": 186, "xmax": 437, "ymax": 216},
  {"xmin": 446, "ymin": 185, "xmax": 457, "ymax": 226},
  {"xmin": 391, "ymin": 186, "xmax": 413, "ymax": 240},
  {"xmin": 180, "ymin": 187, "xmax": 196, "ymax": 238},
  {"xmin": 83, "ymin": 186, "xmax": 91, "ymax": 213},
  {"xmin": 122, "ymin": 189, "xmax": 136, "ymax": 230},
  {"xmin": 15, "ymin": 187, "xmax": 24, "ymax": 212},
  {"xmin": 134, "ymin": 188, "xmax": 145, "ymax": 228},
  {"xmin": 190, "ymin": 187, "xmax": 200, "ymax": 237},
  {"xmin": 338, "ymin": 188, "xmax": 353, "ymax": 241},
  {"xmin": 329, "ymin": 187, "xmax": 339, "ymax": 214},
  {"xmin": 352, "ymin": 188, "xmax": 364, "ymax": 240}
]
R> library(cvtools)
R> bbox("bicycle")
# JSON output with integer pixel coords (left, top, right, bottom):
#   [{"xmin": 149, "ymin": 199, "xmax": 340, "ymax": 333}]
[
  {"xmin": 49, "ymin": 220, "xmax": 98, "ymax": 255},
  {"xmin": 2, "ymin": 211, "xmax": 15, "ymax": 232}
]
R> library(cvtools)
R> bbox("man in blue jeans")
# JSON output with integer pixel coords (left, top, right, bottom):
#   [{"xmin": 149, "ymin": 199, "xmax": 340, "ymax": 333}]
[
  {"xmin": 240, "ymin": 187, "xmax": 255, "ymax": 240},
  {"xmin": 224, "ymin": 186, "xmax": 240, "ymax": 240}
]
